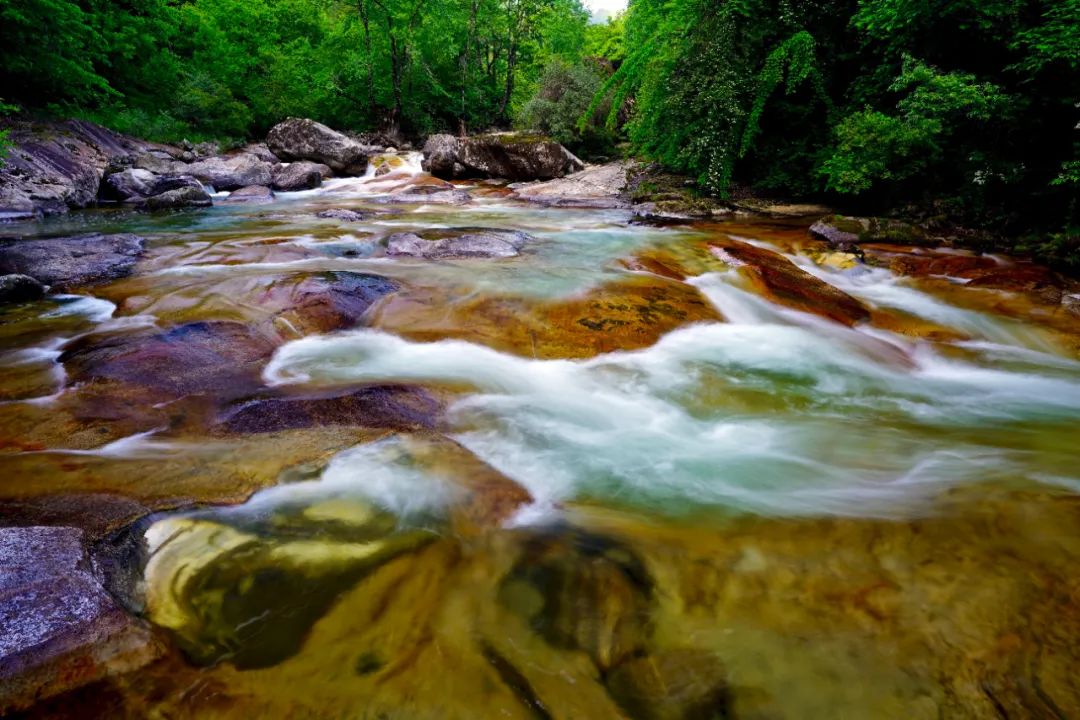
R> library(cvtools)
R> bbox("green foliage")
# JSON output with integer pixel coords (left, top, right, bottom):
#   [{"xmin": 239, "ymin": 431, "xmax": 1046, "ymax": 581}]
[
  {"xmin": 0, "ymin": 0, "xmax": 591, "ymax": 140},
  {"xmin": 0, "ymin": 100, "xmax": 17, "ymax": 165},
  {"xmin": 517, "ymin": 59, "xmax": 613, "ymax": 155}
]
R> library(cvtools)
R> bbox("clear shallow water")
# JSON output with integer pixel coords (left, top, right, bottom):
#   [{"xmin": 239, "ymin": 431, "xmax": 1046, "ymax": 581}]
[{"xmin": 3, "ymin": 158, "xmax": 1080, "ymax": 718}]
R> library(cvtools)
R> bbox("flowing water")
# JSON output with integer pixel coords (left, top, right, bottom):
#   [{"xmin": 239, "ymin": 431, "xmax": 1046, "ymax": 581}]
[{"xmin": 3, "ymin": 156, "xmax": 1080, "ymax": 718}]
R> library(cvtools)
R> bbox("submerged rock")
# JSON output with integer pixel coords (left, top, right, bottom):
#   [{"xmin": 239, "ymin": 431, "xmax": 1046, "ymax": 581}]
[
  {"xmin": 225, "ymin": 185, "xmax": 275, "ymax": 204},
  {"xmin": 59, "ymin": 321, "xmax": 279, "ymax": 401},
  {"xmin": 386, "ymin": 229, "xmax": 532, "ymax": 259},
  {"xmin": 499, "ymin": 527, "xmax": 653, "ymax": 672},
  {"xmin": 277, "ymin": 271, "xmax": 400, "ymax": 333},
  {"xmin": 606, "ymin": 650, "xmax": 730, "ymax": 720},
  {"xmin": 0, "ymin": 526, "xmax": 163, "ymax": 713},
  {"xmin": 377, "ymin": 183, "xmax": 472, "ymax": 205},
  {"xmin": 0, "ymin": 273, "xmax": 46, "ymax": 303},
  {"xmin": 271, "ymin": 161, "xmax": 330, "ymax": 191},
  {"xmin": 0, "ymin": 233, "xmax": 145, "ymax": 289},
  {"xmin": 217, "ymin": 385, "xmax": 442, "ymax": 434},
  {"xmin": 422, "ymin": 133, "xmax": 584, "ymax": 181},
  {"xmin": 267, "ymin": 118, "xmax": 380, "ymax": 175}
]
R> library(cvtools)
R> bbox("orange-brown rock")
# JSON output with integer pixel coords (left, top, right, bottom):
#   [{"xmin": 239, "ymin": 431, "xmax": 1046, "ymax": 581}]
[
  {"xmin": 710, "ymin": 240, "xmax": 871, "ymax": 325},
  {"xmin": 372, "ymin": 274, "xmax": 721, "ymax": 359}
]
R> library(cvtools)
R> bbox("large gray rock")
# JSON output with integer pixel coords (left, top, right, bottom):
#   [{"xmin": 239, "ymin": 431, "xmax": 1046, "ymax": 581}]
[
  {"xmin": 0, "ymin": 273, "xmax": 46, "ymax": 303},
  {"xmin": 386, "ymin": 229, "xmax": 532, "ymax": 259},
  {"xmin": 422, "ymin": 133, "xmax": 584, "ymax": 181},
  {"xmin": 266, "ymin": 118, "xmax": 380, "ymax": 175},
  {"xmin": 139, "ymin": 185, "xmax": 213, "ymax": 211},
  {"xmin": 0, "ymin": 233, "xmax": 145, "ymax": 289},
  {"xmin": 184, "ymin": 153, "xmax": 273, "ymax": 191},
  {"xmin": 375, "ymin": 183, "xmax": 472, "ymax": 205},
  {"xmin": 0, "ymin": 526, "xmax": 163, "ymax": 713},
  {"xmin": 224, "ymin": 185, "xmax": 275, "ymax": 204},
  {"xmin": 100, "ymin": 169, "xmax": 208, "ymax": 205},
  {"xmin": 513, "ymin": 160, "xmax": 633, "ymax": 208},
  {"xmin": 271, "ymin": 161, "xmax": 329, "ymax": 191},
  {"xmin": 0, "ymin": 120, "xmax": 147, "ymax": 220}
]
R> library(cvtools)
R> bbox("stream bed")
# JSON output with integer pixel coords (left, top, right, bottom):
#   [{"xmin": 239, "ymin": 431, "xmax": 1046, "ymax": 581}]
[{"xmin": 2, "ymin": 157, "xmax": 1080, "ymax": 718}]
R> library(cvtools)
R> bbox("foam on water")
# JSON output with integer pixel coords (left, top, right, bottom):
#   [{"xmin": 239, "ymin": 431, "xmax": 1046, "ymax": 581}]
[{"xmin": 263, "ymin": 269, "xmax": 1080, "ymax": 519}]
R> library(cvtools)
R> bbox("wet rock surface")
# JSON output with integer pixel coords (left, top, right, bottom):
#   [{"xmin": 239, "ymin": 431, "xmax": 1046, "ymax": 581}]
[
  {"xmin": 0, "ymin": 233, "xmax": 145, "ymax": 289},
  {"xmin": 224, "ymin": 184, "xmax": 275, "ymax": 204},
  {"xmin": 810, "ymin": 215, "xmax": 933, "ymax": 248},
  {"xmin": 59, "ymin": 321, "xmax": 279, "ymax": 401},
  {"xmin": 185, "ymin": 153, "xmax": 274, "ymax": 191},
  {"xmin": 512, "ymin": 161, "xmax": 633, "ymax": 208},
  {"xmin": 386, "ymin": 228, "xmax": 532, "ymax": 259},
  {"xmin": 267, "ymin": 118, "xmax": 379, "ymax": 175},
  {"xmin": 0, "ymin": 273, "xmax": 46, "ymax": 303},
  {"xmin": 271, "ymin": 161, "xmax": 329, "ymax": 191},
  {"xmin": 139, "ymin": 184, "xmax": 213, "ymax": 210},
  {"xmin": 0, "ymin": 526, "xmax": 163, "ymax": 713},
  {"xmin": 217, "ymin": 385, "xmax": 442, "ymax": 434}
]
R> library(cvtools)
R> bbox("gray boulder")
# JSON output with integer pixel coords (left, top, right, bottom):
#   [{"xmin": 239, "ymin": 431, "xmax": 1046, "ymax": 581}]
[
  {"xmin": 139, "ymin": 185, "xmax": 213, "ymax": 211},
  {"xmin": 224, "ymin": 185, "xmax": 275, "ymax": 204},
  {"xmin": 316, "ymin": 208, "xmax": 370, "ymax": 222},
  {"xmin": 0, "ymin": 526, "xmax": 163, "ymax": 713},
  {"xmin": 184, "ymin": 153, "xmax": 273, "ymax": 191},
  {"xmin": 422, "ymin": 132, "xmax": 584, "ymax": 181},
  {"xmin": 386, "ymin": 228, "xmax": 531, "ymax": 259},
  {"xmin": 99, "ymin": 168, "xmax": 160, "ymax": 202},
  {"xmin": 0, "ymin": 274, "xmax": 46, "ymax": 303},
  {"xmin": 266, "ymin": 118, "xmax": 380, "ymax": 175},
  {"xmin": 0, "ymin": 233, "xmax": 145, "ymax": 289},
  {"xmin": 375, "ymin": 183, "xmax": 472, "ymax": 205},
  {"xmin": 271, "ymin": 161, "xmax": 329, "ymax": 191}
]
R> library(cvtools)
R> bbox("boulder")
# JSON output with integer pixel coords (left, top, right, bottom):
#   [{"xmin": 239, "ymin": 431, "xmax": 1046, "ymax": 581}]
[
  {"xmin": 810, "ymin": 215, "xmax": 933, "ymax": 248},
  {"xmin": 216, "ymin": 385, "xmax": 441, "ymax": 434},
  {"xmin": 224, "ymin": 185, "xmax": 275, "ymax": 204},
  {"xmin": 271, "ymin": 161, "xmax": 329, "ymax": 191},
  {"xmin": 422, "ymin": 132, "xmax": 584, "ymax": 181},
  {"xmin": 138, "ymin": 184, "xmax": 213, "ymax": 211},
  {"xmin": 0, "ymin": 273, "xmax": 46, "ymax": 303},
  {"xmin": 131, "ymin": 150, "xmax": 179, "ymax": 175},
  {"xmin": 606, "ymin": 650, "xmax": 730, "ymax": 720},
  {"xmin": 59, "ymin": 321, "xmax": 279, "ymax": 401},
  {"xmin": 0, "ymin": 234, "xmax": 145, "ymax": 289},
  {"xmin": 275, "ymin": 271, "xmax": 400, "ymax": 333},
  {"xmin": 316, "ymin": 208, "xmax": 370, "ymax": 222},
  {"xmin": 266, "ymin": 118, "xmax": 380, "ymax": 175},
  {"xmin": 513, "ymin": 160, "xmax": 633, "ymax": 208},
  {"xmin": 241, "ymin": 142, "xmax": 279, "ymax": 164},
  {"xmin": 386, "ymin": 229, "xmax": 531, "ymax": 259},
  {"xmin": 184, "ymin": 153, "xmax": 273, "ymax": 191},
  {"xmin": 102, "ymin": 170, "xmax": 207, "ymax": 205},
  {"xmin": 0, "ymin": 526, "xmax": 163, "ymax": 713},
  {"xmin": 0, "ymin": 119, "xmax": 146, "ymax": 220}
]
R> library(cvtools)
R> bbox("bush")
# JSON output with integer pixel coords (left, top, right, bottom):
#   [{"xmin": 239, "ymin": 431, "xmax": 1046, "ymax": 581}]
[{"xmin": 517, "ymin": 59, "xmax": 615, "ymax": 158}]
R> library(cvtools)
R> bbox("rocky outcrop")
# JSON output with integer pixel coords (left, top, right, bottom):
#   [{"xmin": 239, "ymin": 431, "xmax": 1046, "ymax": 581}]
[
  {"xmin": 377, "ymin": 182, "xmax": 472, "ymax": 205},
  {"xmin": 271, "ymin": 161, "xmax": 330, "ymax": 191},
  {"xmin": 0, "ymin": 120, "xmax": 153, "ymax": 220},
  {"xmin": 386, "ymin": 229, "xmax": 532, "ymax": 259},
  {"xmin": 0, "ymin": 273, "xmax": 46, "ymax": 303},
  {"xmin": 224, "ymin": 185, "xmax": 275, "ymax": 204},
  {"xmin": 422, "ymin": 133, "xmax": 584, "ymax": 181},
  {"xmin": 266, "ymin": 118, "xmax": 380, "ymax": 175},
  {"xmin": 184, "ymin": 153, "xmax": 273, "ymax": 191},
  {"xmin": 100, "ymin": 169, "xmax": 207, "ymax": 205},
  {"xmin": 513, "ymin": 161, "xmax": 633, "ymax": 208},
  {"xmin": 0, "ymin": 233, "xmax": 145, "ymax": 289},
  {"xmin": 0, "ymin": 526, "xmax": 163, "ymax": 713}
]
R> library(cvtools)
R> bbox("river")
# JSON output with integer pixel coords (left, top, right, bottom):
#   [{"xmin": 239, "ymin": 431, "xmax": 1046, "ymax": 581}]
[{"xmin": 3, "ymin": 153, "xmax": 1079, "ymax": 718}]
